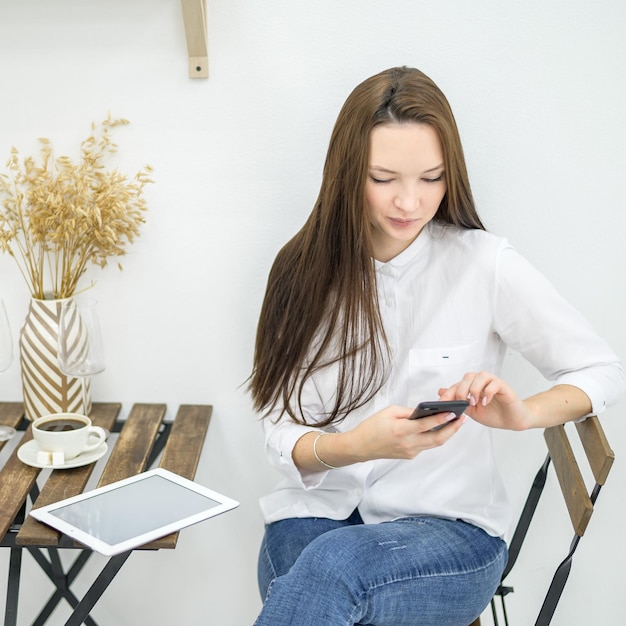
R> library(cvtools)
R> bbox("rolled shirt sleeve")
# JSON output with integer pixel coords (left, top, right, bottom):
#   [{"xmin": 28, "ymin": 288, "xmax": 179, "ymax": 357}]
[
  {"xmin": 262, "ymin": 373, "xmax": 337, "ymax": 489},
  {"xmin": 263, "ymin": 415, "xmax": 329, "ymax": 489}
]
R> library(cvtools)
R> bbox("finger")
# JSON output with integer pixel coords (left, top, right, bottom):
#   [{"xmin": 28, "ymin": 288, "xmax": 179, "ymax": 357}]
[
  {"xmin": 412, "ymin": 411, "xmax": 464, "ymax": 433},
  {"xmin": 394, "ymin": 406, "xmax": 415, "ymax": 419},
  {"xmin": 437, "ymin": 386, "xmax": 458, "ymax": 401},
  {"xmin": 421, "ymin": 413, "xmax": 469, "ymax": 444},
  {"xmin": 446, "ymin": 372, "xmax": 477, "ymax": 405},
  {"xmin": 462, "ymin": 371, "xmax": 496, "ymax": 406},
  {"xmin": 467, "ymin": 373, "xmax": 503, "ymax": 406},
  {"xmin": 437, "ymin": 383, "xmax": 472, "ymax": 402}
]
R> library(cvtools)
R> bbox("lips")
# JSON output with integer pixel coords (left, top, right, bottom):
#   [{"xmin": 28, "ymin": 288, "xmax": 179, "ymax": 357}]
[{"xmin": 389, "ymin": 218, "xmax": 418, "ymax": 228}]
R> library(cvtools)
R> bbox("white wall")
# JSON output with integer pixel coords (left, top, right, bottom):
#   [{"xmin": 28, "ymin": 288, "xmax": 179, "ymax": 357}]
[{"xmin": 0, "ymin": 1, "xmax": 624, "ymax": 624}]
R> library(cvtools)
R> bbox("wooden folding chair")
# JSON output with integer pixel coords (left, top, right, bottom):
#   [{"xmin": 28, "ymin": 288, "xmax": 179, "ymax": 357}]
[{"xmin": 475, "ymin": 415, "xmax": 614, "ymax": 626}]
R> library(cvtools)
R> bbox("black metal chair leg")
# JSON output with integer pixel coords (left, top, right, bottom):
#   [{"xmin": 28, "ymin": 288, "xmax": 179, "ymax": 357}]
[
  {"xmin": 489, "ymin": 594, "xmax": 511, "ymax": 626},
  {"xmin": 501, "ymin": 455, "xmax": 551, "ymax": 581},
  {"xmin": 490, "ymin": 598, "xmax": 499, "ymax": 626},
  {"xmin": 500, "ymin": 595, "xmax": 510, "ymax": 626},
  {"xmin": 535, "ymin": 536, "xmax": 579, "ymax": 626}
]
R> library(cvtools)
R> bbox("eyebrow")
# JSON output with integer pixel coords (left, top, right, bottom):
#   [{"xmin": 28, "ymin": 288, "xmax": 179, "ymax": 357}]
[{"xmin": 369, "ymin": 163, "xmax": 445, "ymax": 175}]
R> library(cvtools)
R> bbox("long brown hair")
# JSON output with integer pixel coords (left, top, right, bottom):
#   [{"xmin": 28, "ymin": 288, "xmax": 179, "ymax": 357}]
[{"xmin": 250, "ymin": 66, "xmax": 484, "ymax": 426}]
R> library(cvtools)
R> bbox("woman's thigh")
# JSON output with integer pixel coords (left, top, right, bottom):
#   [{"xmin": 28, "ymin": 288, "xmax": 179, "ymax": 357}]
[{"xmin": 256, "ymin": 516, "xmax": 507, "ymax": 626}]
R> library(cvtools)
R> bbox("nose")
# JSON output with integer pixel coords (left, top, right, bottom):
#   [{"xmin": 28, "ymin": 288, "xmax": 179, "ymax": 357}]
[{"xmin": 393, "ymin": 184, "xmax": 420, "ymax": 212}]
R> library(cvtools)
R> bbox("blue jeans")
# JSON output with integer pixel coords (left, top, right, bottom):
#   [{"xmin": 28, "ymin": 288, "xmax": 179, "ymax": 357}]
[{"xmin": 255, "ymin": 511, "xmax": 507, "ymax": 626}]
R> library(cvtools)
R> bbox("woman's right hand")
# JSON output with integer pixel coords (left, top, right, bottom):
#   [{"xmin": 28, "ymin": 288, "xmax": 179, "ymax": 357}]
[
  {"xmin": 347, "ymin": 404, "xmax": 467, "ymax": 462},
  {"xmin": 294, "ymin": 405, "xmax": 467, "ymax": 472}
]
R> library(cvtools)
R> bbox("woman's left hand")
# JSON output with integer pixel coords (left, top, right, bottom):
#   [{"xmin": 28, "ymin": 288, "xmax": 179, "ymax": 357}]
[{"xmin": 438, "ymin": 371, "xmax": 532, "ymax": 431}]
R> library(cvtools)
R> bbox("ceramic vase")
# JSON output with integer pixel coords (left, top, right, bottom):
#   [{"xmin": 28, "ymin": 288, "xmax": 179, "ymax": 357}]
[{"xmin": 19, "ymin": 297, "xmax": 91, "ymax": 420}]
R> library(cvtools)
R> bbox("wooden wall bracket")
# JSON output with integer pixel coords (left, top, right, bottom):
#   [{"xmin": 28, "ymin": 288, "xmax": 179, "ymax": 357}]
[{"xmin": 182, "ymin": 0, "xmax": 208, "ymax": 78}]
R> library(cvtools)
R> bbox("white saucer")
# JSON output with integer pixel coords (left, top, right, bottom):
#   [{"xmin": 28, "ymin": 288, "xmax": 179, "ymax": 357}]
[{"xmin": 17, "ymin": 440, "xmax": 108, "ymax": 469}]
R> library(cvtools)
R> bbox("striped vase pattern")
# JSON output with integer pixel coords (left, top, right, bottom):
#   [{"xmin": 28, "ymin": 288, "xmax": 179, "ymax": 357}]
[{"xmin": 19, "ymin": 298, "xmax": 91, "ymax": 421}]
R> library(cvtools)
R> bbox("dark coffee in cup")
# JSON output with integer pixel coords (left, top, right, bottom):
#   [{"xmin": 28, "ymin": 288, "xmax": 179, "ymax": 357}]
[{"xmin": 37, "ymin": 418, "xmax": 86, "ymax": 432}]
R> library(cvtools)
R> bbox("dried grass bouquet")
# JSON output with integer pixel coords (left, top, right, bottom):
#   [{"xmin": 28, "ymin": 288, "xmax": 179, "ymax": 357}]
[{"xmin": 0, "ymin": 115, "xmax": 153, "ymax": 299}]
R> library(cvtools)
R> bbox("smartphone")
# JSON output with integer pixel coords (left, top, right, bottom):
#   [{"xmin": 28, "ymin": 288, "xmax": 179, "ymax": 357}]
[{"xmin": 409, "ymin": 400, "xmax": 469, "ymax": 426}]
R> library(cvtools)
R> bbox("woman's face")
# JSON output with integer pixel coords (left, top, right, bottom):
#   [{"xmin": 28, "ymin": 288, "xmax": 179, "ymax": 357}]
[{"xmin": 365, "ymin": 123, "xmax": 447, "ymax": 262}]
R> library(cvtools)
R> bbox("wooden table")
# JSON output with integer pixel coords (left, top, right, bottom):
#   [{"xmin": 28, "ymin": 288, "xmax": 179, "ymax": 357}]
[{"xmin": 0, "ymin": 402, "xmax": 212, "ymax": 626}]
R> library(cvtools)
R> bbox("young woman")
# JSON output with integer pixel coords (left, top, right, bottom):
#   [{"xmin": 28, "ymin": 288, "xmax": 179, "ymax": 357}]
[{"xmin": 249, "ymin": 66, "xmax": 624, "ymax": 626}]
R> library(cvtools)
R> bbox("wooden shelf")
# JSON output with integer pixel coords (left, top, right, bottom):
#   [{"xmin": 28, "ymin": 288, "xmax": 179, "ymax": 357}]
[{"xmin": 182, "ymin": 0, "xmax": 208, "ymax": 78}]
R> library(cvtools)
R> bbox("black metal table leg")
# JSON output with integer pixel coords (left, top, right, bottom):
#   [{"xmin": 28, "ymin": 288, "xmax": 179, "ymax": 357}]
[
  {"xmin": 28, "ymin": 548, "xmax": 98, "ymax": 626},
  {"xmin": 4, "ymin": 547, "xmax": 23, "ymax": 626},
  {"xmin": 147, "ymin": 421, "xmax": 172, "ymax": 467},
  {"xmin": 64, "ymin": 550, "xmax": 132, "ymax": 626}
]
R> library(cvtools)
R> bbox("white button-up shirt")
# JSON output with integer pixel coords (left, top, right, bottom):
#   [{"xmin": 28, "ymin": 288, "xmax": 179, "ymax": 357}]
[{"xmin": 259, "ymin": 222, "xmax": 625, "ymax": 539}]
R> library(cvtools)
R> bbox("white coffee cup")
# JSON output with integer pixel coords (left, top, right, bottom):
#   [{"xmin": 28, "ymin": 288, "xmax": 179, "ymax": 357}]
[{"xmin": 32, "ymin": 413, "xmax": 107, "ymax": 461}]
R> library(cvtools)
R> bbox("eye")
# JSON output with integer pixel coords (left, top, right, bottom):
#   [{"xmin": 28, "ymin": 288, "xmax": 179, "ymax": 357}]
[
  {"xmin": 422, "ymin": 174, "xmax": 444, "ymax": 184},
  {"xmin": 369, "ymin": 175, "xmax": 392, "ymax": 184}
]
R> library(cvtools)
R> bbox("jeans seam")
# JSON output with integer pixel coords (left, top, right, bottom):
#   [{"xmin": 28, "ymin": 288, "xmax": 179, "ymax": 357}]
[{"xmin": 368, "ymin": 543, "xmax": 505, "ymax": 590}]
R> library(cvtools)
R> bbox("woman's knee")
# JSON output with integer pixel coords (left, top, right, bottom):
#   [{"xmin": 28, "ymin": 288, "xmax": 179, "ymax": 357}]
[{"xmin": 291, "ymin": 526, "xmax": 371, "ymax": 590}]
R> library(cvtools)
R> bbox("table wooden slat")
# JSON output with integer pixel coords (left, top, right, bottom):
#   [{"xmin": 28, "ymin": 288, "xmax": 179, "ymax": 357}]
[
  {"xmin": 159, "ymin": 404, "xmax": 212, "ymax": 478},
  {"xmin": 97, "ymin": 403, "xmax": 167, "ymax": 488},
  {"xmin": 0, "ymin": 428, "xmax": 39, "ymax": 541},
  {"xmin": 16, "ymin": 403, "xmax": 122, "ymax": 547},
  {"xmin": 143, "ymin": 404, "xmax": 212, "ymax": 550}
]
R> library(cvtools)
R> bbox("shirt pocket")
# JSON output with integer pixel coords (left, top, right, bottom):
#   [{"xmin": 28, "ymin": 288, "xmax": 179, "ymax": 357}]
[{"xmin": 408, "ymin": 342, "xmax": 478, "ymax": 405}]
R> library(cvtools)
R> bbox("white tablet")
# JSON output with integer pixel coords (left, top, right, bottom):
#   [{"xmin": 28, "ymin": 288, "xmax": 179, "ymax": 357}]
[{"xmin": 29, "ymin": 468, "xmax": 240, "ymax": 556}]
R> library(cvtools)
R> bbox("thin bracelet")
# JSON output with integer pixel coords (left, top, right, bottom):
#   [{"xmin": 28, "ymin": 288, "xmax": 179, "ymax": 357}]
[{"xmin": 313, "ymin": 433, "xmax": 340, "ymax": 470}]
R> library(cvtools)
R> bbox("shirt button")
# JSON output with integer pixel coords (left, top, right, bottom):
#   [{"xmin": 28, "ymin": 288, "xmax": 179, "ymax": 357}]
[{"xmin": 386, "ymin": 298, "xmax": 395, "ymax": 307}]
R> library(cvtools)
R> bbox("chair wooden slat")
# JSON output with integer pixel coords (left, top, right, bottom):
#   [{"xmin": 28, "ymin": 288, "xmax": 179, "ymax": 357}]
[
  {"xmin": 544, "ymin": 425, "xmax": 593, "ymax": 536},
  {"xmin": 16, "ymin": 403, "xmax": 122, "ymax": 547},
  {"xmin": 575, "ymin": 415, "xmax": 614, "ymax": 485}
]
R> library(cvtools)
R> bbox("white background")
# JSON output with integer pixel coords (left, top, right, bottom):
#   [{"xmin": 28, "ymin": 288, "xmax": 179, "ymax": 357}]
[{"xmin": 0, "ymin": 1, "xmax": 624, "ymax": 624}]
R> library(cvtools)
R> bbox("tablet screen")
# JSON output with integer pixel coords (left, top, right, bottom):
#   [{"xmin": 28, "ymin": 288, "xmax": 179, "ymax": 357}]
[{"xmin": 51, "ymin": 474, "xmax": 220, "ymax": 545}]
